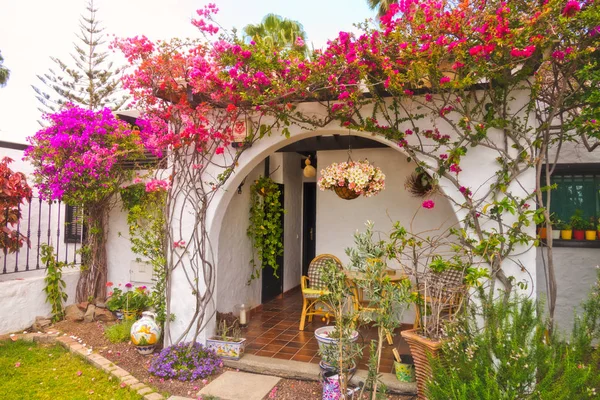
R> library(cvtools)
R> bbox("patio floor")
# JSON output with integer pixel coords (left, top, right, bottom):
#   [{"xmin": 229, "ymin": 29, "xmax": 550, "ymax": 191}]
[{"xmin": 241, "ymin": 287, "xmax": 412, "ymax": 373}]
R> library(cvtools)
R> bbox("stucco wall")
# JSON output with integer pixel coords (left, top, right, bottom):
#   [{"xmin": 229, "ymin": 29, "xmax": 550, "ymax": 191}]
[
  {"xmin": 0, "ymin": 268, "xmax": 79, "ymax": 334},
  {"xmin": 536, "ymin": 248, "xmax": 600, "ymax": 334},
  {"xmin": 217, "ymin": 162, "xmax": 264, "ymax": 313}
]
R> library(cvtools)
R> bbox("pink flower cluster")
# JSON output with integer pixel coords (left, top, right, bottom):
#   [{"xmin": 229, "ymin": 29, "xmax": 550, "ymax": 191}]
[{"xmin": 145, "ymin": 179, "xmax": 170, "ymax": 192}]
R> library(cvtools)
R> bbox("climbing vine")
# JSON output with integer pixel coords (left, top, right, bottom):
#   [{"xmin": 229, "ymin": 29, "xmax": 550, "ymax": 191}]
[
  {"xmin": 120, "ymin": 181, "xmax": 169, "ymax": 324},
  {"xmin": 247, "ymin": 176, "xmax": 285, "ymax": 281}
]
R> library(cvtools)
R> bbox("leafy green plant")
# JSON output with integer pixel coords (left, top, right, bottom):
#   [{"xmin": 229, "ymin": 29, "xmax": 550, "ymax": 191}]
[
  {"xmin": 104, "ymin": 320, "xmax": 135, "ymax": 343},
  {"xmin": 120, "ymin": 182, "xmax": 168, "ymax": 324},
  {"xmin": 570, "ymin": 210, "xmax": 587, "ymax": 231},
  {"xmin": 42, "ymin": 244, "xmax": 69, "ymax": 322},
  {"xmin": 105, "ymin": 283, "xmax": 150, "ymax": 313},
  {"xmin": 427, "ymin": 285, "xmax": 600, "ymax": 400},
  {"xmin": 346, "ymin": 221, "xmax": 411, "ymax": 399},
  {"xmin": 247, "ymin": 176, "xmax": 284, "ymax": 280}
]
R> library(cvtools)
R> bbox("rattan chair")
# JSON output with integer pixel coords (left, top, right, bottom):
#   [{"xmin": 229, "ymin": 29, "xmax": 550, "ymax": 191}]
[
  {"xmin": 299, "ymin": 254, "xmax": 343, "ymax": 331},
  {"xmin": 413, "ymin": 269, "xmax": 466, "ymax": 329}
]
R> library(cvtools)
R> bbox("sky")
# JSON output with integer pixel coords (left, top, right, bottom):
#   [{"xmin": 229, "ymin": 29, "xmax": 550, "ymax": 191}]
[{"xmin": 0, "ymin": 0, "xmax": 376, "ymax": 145}]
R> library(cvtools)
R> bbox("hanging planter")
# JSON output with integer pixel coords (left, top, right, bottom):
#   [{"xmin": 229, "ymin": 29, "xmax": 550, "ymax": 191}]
[{"xmin": 318, "ymin": 159, "xmax": 385, "ymax": 200}]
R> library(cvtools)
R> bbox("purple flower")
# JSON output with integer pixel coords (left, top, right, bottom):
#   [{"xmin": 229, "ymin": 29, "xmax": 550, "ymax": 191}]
[{"xmin": 149, "ymin": 342, "xmax": 222, "ymax": 381}]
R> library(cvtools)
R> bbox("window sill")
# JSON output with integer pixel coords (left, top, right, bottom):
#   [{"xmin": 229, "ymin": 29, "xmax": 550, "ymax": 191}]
[{"xmin": 541, "ymin": 239, "xmax": 600, "ymax": 249}]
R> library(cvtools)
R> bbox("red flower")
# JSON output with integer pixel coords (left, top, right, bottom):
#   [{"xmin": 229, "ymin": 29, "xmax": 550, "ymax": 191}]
[
  {"xmin": 106, "ymin": 281, "xmax": 114, "ymax": 287},
  {"xmin": 422, "ymin": 200, "xmax": 435, "ymax": 209},
  {"xmin": 562, "ymin": 1, "xmax": 581, "ymax": 17}
]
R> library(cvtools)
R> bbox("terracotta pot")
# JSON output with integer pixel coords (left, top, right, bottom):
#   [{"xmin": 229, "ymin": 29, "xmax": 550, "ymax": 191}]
[
  {"xmin": 585, "ymin": 230, "xmax": 597, "ymax": 241},
  {"xmin": 561, "ymin": 230, "xmax": 573, "ymax": 240},
  {"xmin": 401, "ymin": 329, "xmax": 444, "ymax": 400},
  {"xmin": 573, "ymin": 230, "xmax": 585, "ymax": 240},
  {"xmin": 538, "ymin": 227, "xmax": 547, "ymax": 239},
  {"xmin": 333, "ymin": 186, "xmax": 359, "ymax": 200}
]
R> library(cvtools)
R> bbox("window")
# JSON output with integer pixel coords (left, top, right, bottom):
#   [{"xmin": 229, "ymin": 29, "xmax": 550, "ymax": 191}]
[
  {"xmin": 542, "ymin": 163, "xmax": 600, "ymax": 230},
  {"xmin": 64, "ymin": 205, "xmax": 85, "ymax": 243}
]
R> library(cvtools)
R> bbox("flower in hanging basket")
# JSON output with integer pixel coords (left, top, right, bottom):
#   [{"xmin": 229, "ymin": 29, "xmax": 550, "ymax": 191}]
[{"xmin": 318, "ymin": 160, "xmax": 385, "ymax": 198}]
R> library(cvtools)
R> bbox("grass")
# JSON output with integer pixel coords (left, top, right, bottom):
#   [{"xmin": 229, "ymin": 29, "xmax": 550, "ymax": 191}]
[
  {"xmin": 105, "ymin": 320, "xmax": 135, "ymax": 343},
  {"xmin": 0, "ymin": 339, "xmax": 142, "ymax": 400}
]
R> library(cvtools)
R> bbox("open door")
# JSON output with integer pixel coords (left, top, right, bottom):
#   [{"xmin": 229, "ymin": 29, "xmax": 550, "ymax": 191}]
[
  {"xmin": 302, "ymin": 182, "xmax": 316, "ymax": 276},
  {"xmin": 261, "ymin": 183, "xmax": 284, "ymax": 303}
]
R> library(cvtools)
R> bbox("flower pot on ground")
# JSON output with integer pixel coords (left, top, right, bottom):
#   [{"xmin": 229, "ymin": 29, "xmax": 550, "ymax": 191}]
[
  {"xmin": 314, "ymin": 326, "xmax": 359, "ymax": 369},
  {"xmin": 205, "ymin": 320, "xmax": 246, "ymax": 360},
  {"xmin": 570, "ymin": 211, "xmax": 586, "ymax": 240},
  {"xmin": 551, "ymin": 229, "xmax": 561, "ymax": 240},
  {"xmin": 585, "ymin": 230, "xmax": 597, "ymax": 241},
  {"xmin": 401, "ymin": 329, "xmax": 443, "ymax": 400},
  {"xmin": 394, "ymin": 354, "xmax": 415, "ymax": 382},
  {"xmin": 538, "ymin": 227, "xmax": 547, "ymax": 239},
  {"xmin": 573, "ymin": 230, "xmax": 585, "ymax": 240},
  {"xmin": 561, "ymin": 224, "xmax": 573, "ymax": 240},
  {"xmin": 130, "ymin": 311, "xmax": 162, "ymax": 355}
]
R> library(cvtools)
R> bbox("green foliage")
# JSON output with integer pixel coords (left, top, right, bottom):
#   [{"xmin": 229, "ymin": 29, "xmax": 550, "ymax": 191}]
[
  {"xmin": 427, "ymin": 286, "xmax": 600, "ymax": 400},
  {"xmin": 216, "ymin": 319, "xmax": 242, "ymax": 342},
  {"xmin": 0, "ymin": 340, "xmax": 141, "ymax": 399},
  {"xmin": 247, "ymin": 176, "xmax": 284, "ymax": 281},
  {"xmin": 570, "ymin": 209, "xmax": 588, "ymax": 231},
  {"xmin": 105, "ymin": 285, "xmax": 149, "ymax": 313},
  {"xmin": 346, "ymin": 221, "xmax": 411, "ymax": 397},
  {"xmin": 104, "ymin": 320, "xmax": 135, "ymax": 343},
  {"xmin": 41, "ymin": 244, "xmax": 69, "ymax": 322},
  {"xmin": 32, "ymin": 0, "xmax": 126, "ymax": 115},
  {"xmin": 120, "ymin": 183, "xmax": 168, "ymax": 324},
  {"xmin": 0, "ymin": 50, "xmax": 10, "ymax": 87}
]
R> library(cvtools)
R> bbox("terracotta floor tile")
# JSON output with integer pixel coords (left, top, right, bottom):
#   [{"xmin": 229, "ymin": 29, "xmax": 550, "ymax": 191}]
[
  {"xmin": 296, "ymin": 348, "xmax": 318, "ymax": 357},
  {"xmin": 285, "ymin": 341, "xmax": 304, "ymax": 349},
  {"xmin": 269, "ymin": 339, "xmax": 289, "ymax": 346},
  {"xmin": 255, "ymin": 350, "xmax": 276, "ymax": 357},
  {"xmin": 291, "ymin": 354, "xmax": 313, "ymax": 362},
  {"xmin": 261, "ymin": 343, "xmax": 284, "ymax": 353},
  {"xmin": 277, "ymin": 333, "xmax": 297, "ymax": 341},
  {"xmin": 272, "ymin": 352, "xmax": 294, "ymax": 360},
  {"xmin": 277, "ymin": 346, "xmax": 299, "ymax": 355},
  {"xmin": 252, "ymin": 337, "xmax": 273, "ymax": 345}
]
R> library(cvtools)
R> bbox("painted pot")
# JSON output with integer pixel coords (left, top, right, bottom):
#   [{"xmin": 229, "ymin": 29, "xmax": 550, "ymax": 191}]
[
  {"xmin": 321, "ymin": 371, "xmax": 342, "ymax": 400},
  {"xmin": 122, "ymin": 310, "xmax": 138, "ymax": 321},
  {"xmin": 538, "ymin": 227, "xmax": 547, "ymax": 239},
  {"xmin": 315, "ymin": 326, "xmax": 359, "ymax": 369},
  {"xmin": 585, "ymin": 230, "xmax": 597, "ymax": 241},
  {"xmin": 130, "ymin": 311, "xmax": 161, "ymax": 355},
  {"xmin": 551, "ymin": 229, "xmax": 561, "ymax": 240},
  {"xmin": 573, "ymin": 230, "xmax": 585, "ymax": 240},
  {"xmin": 394, "ymin": 360, "xmax": 415, "ymax": 382},
  {"xmin": 561, "ymin": 230, "xmax": 573, "ymax": 240},
  {"xmin": 206, "ymin": 337, "xmax": 246, "ymax": 360}
]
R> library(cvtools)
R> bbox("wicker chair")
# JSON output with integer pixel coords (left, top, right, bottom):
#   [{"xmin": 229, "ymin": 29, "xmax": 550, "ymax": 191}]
[
  {"xmin": 299, "ymin": 254, "xmax": 343, "ymax": 331},
  {"xmin": 413, "ymin": 269, "xmax": 466, "ymax": 329}
]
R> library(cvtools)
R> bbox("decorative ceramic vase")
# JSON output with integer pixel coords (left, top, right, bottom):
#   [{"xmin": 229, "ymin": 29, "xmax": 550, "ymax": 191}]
[
  {"xmin": 130, "ymin": 311, "xmax": 161, "ymax": 355},
  {"xmin": 205, "ymin": 337, "xmax": 246, "ymax": 360}
]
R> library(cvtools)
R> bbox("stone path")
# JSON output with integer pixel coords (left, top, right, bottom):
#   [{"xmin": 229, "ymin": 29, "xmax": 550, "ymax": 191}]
[{"xmin": 198, "ymin": 371, "xmax": 281, "ymax": 400}]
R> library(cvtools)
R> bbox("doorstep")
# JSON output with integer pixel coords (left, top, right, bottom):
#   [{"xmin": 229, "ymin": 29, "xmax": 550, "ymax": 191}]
[{"xmin": 224, "ymin": 354, "xmax": 417, "ymax": 395}]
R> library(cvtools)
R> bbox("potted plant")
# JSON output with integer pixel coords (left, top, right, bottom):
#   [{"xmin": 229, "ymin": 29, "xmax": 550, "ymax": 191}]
[
  {"xmin": 318, "ymin": 159, "xmax": 385, "ymax": 200},
  {"xmin": 384, "ymin": 213, "xmax": 488, "ymax": 400},
  {"xmin": 105, "ymin": 282, "xmax": 150, "ymax": 319},
  {"xmin": 318, "ymin": 260, "xmax": 363, "ymax": 397},
  {"xmin": 560, "ymin": 221, "xmax": 573, "ymax": 240},
  {"xmin": 206, "ymin": 319, "xmax": 246, "ymax": 360},
  {"xmin": 597, "ymin": 218, "xmax": 600, "ymax": 240},
  {"xmin": 570, "ymin": 210, "xmax": 586, "ymax": 240},
  {"xmin": 550, "ymin": 215, "xmax": 561, "ymax": 240},
  {"xmin": 585, "ymin": 218, "xmax": 597, "ymax": 241}
]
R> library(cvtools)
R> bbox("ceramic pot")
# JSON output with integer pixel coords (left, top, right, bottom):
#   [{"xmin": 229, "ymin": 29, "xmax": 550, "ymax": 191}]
[
  {"xmin": 561, "ymin": 230, "xmax": 573, "ymax": 240},
  {"xmin": 206, "ymin": 337, "xmax": 246, "ymax": 360},
  {"xmin": 130, "ymin": 311, "xmax": 161, "ymax": 355},
  {"xmin": 314, "ymin": 326, "xmax": 359, "ymax": 368},
  {"xmin": 551, "ymin": 230, "xmax": 561, "ymax": 240},
  {"xmin": 585, "ymin": 230, "xmax": 597, "ymax": 241},
  {"xmin": 122, "ymin": 310, "xmax": 138, "ymax": 321},
  {"xmin": 573, "ymin": 230, "xmax": 585, "ymax": 240}
]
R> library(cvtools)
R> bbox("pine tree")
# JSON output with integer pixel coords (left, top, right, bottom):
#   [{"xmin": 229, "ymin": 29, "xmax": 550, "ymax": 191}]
[
  {"xmin": 0, "ymin": 51, "xmax": 10, "ymax": 87},
  {"xmin": 32, "ymin": 0, "xmax": 126, "ymax": 114}
]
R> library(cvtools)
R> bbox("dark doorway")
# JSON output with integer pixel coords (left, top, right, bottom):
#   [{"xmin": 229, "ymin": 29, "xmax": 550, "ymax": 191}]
[
  {"xmin": 261, "ymin": 183, "xmax": 285, "ymax": 303},
  {"xmin": 302, "ymin": 182, "xmax": 317, "ymax": 276}
]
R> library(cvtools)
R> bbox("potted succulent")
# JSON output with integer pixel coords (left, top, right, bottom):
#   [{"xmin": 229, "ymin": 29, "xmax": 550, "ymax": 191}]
[
  {"xmin": 206, "ymin": 319, "xmax": 246, "ymax": 360},
  {"xmin": 318, "ymin": 159, "xmax": 385, "ymax": 200},
  {"xmin": 585, "ymin": 219, "xmax": 597, "ymax": 241},
  {"xmin": 560, "ymin": 221, "xmax": 573, "ymax": 240},
  {"xmin": 570, "ymin": 210, "xmax": 586, "ymax": 240}
]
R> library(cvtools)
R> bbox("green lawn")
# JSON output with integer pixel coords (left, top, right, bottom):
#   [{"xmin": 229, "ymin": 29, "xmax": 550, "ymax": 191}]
[{"xmin": 0, "ymin": 340, "xmax": 143, "ymax": 400}]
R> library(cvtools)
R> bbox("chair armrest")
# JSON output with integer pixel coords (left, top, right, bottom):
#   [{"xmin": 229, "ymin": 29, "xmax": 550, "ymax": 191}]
[{"xmin": 301, "ymin": 275, "xmax": 309, "ymax": 290}]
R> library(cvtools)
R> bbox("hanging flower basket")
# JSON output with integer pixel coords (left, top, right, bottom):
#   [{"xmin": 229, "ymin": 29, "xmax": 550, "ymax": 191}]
[{"xmin": 318, "ymin": 159, "xmax": 385, "ymax": 200}]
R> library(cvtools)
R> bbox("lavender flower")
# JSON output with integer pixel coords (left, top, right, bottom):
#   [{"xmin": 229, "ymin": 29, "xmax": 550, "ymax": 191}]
[{"xmin": 149, "ymin": 342, "xmax": 222, "ymax": 381}]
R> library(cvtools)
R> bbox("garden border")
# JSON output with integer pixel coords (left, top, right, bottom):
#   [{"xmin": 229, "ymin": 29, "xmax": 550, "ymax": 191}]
[{"xmin": 3, "ymin": 331, "xmax": 167, "ymax": 400}]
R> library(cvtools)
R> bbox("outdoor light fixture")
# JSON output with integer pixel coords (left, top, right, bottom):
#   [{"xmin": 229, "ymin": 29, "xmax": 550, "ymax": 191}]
[{"xmin": 303, "ymin": 156, "xmax": 316, "ymax": 178}]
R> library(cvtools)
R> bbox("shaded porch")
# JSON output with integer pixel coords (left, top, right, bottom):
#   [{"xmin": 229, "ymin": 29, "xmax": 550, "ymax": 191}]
[{"xmin": 241, "ymin": 287, "xmax": 412, "ymax": 373}]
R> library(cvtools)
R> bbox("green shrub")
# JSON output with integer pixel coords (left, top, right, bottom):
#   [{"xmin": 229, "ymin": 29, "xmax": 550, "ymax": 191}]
[
  {"xmin": 104, "ymin": 320, "xmax": 135, "ymax": 343},
  {"xmin": 427, "ymin": 283, "xmax": 600, "ymax": 400}
]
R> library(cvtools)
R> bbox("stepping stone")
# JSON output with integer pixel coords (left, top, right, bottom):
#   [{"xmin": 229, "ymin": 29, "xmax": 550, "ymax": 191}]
[{"xmin": 198, "ymin": 371, "xmax": 281, "ymax": 400}]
